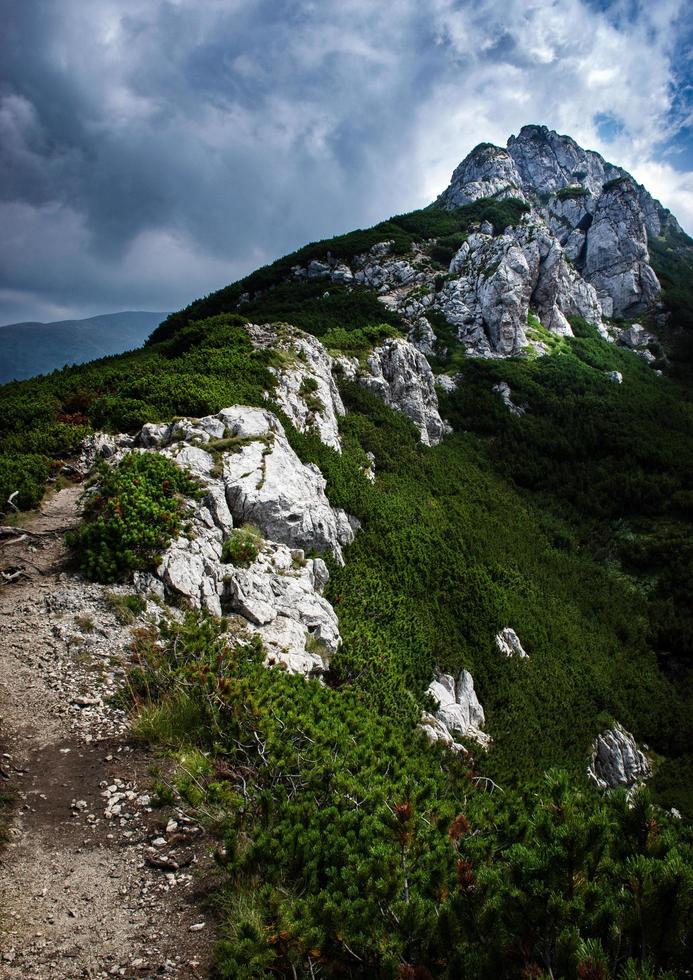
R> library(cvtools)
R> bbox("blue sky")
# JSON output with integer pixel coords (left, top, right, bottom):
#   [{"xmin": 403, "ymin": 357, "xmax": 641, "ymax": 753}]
[{"xmin": 0, "ymin": 0, "xmax": 691, "ymax": 325}]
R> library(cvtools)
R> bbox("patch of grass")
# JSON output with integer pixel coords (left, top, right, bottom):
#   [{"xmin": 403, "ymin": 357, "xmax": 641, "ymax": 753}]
[
  {"xmin": 555, "ymin": 185, "xmax": 589, "ymax": 201},
  {"xmin": 221, "ymin": 525, "xmax": 264, "ymax": 567},
  {"xmin": 106, "ymin": 592, "xmax": 147, "ymax": 624},
  {"xmin": 74, "ymin": 614, "xmax": 96, "ymax": 632}
]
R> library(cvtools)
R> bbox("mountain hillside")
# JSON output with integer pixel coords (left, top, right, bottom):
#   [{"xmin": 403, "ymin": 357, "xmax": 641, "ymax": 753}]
[
  {"xmin": 1, "ymin": 126, "xmax": 692, "ymax": 978},
  {"xmin": 0, "ymin": 310, "xmax": 169, "ymax": 384}
]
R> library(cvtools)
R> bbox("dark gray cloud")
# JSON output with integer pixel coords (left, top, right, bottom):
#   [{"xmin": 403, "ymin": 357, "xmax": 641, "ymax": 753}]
[{"xmin": 1, "ymin": 0, "xmax": 691, "ymax": 325}]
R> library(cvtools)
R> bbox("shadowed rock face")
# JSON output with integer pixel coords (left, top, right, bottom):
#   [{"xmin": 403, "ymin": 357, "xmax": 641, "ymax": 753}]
[{"xmin": 587, "ymin": 723, "xmax": 652, "ymax": 789}]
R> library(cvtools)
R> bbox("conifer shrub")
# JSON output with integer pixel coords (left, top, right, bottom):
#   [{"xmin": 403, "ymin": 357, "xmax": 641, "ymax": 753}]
[
  {"xmin": 68, "ymin": 453, "xmax": 199, "ymax": 582},
  {"xmin": 126, "ymin": 611, "xmax": 693, "ymax": 979},
  {"xmin": 0, "ymin": 454, "xmax": 51, "ymax": 512}
]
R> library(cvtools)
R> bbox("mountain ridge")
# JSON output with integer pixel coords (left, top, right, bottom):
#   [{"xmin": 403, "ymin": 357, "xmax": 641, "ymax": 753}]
[
  {"xmin": 0, "ymin": 310, "xmax": 169, "ymax": 384},
  {"xmin": 150, "ymin": 124, "xmax": 693, "ymax": 368}
]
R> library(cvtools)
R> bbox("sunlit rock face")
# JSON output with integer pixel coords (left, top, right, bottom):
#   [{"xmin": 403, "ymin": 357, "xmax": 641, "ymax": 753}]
[{"xmin": 428, "ymin": 124, "xmax": 679, "ymax": 353}]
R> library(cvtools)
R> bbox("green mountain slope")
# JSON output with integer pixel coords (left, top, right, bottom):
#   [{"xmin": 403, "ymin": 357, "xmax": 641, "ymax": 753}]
[{"xmin": 1, "ymin": 197, "xmax": 692, "ymax": 978}]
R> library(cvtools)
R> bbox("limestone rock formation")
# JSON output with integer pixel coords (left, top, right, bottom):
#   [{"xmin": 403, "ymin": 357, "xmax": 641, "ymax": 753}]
[
  {"xmin": 221, "ymin": 409, "xmax": 356, "ymax": 559},
  {"xmin": 588, "ymin": 723, "xmax": 651, "ymax": 789},
  {"xmin": 437, "ymin": 221, "xmax": 602, "ymax": 357},
  {"xmin": 135, "ymin": 406, "xmax": 355, "ymax": 676},
  {"xmin": 431, "ymin": 124, "xmax": 678, "ymax": 350},
  {"xmin": 244, "ymin": 322, "xmax": 345, "ymax": 451},
  {"xmin": 582, "ymin": 178, "xmax": 661, "ymax": 316},
  {"xmin": 495, "ymin": 627, "xmax": 528, "ymax": 658},
  {"xmin": 142, "ymin": 406, "xmax": 355, "ymax": 562},
  {"xmin": 359, "ymin": 338, "xmax": 451, "ymax": 445},
  {"xmin": 252, "ymin": 126, "xmax": 680, "ymax": 366},
  {"xmin": 422, "ymin": 670, "xmax": 490, "ymax": 749},
  {"xmin": 225, "ymin": 544, "xmax": 339, "ymax": 676},
  {"xmin": 435, "ymin": 142, "xmax": 526, "ymax": 208}
]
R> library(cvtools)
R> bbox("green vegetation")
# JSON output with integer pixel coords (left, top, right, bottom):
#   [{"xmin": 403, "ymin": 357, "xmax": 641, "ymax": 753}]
[
  {"xmin": 0, "ymin": 453, "xmax": 52, "ymax": 511},
  {"xmin": 221, "ymin": 525, "xmax": 264, "ymax": 567},
  {"xmin": 555, "ymin": 185, "xmax": 589, "ymax": 201},
  {"xmin": 106, "ymin": 591, "xmax": 148, "ymax": 624},
  {"xmin": 648, "ymin": 220, "xmax": 693, "ymax": 376},
  {"xmin": 126, "ymin": 612, "xmax": 693, "ymax": 978},
  {"xmin": 67, "ymin": 453, "xmax": 199, "ymax": 582},
  {"xmin": 0, "ymin": 314, "xmax": 274, "ymax": 515},
  {"xmin": 602, "ymin": 176, "xmax": 627, "ymax": 192}
]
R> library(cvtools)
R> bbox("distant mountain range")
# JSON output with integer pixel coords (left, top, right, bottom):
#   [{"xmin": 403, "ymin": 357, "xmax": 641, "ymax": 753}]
[{"xmin": 0, "ymin": 310, "xmax": 168, "ymax": 384}]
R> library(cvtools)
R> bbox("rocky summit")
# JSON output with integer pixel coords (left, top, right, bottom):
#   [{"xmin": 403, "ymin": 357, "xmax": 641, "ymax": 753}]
[
  {"xmin": 435, "ymin": 125, "xmax": 680, "ymax": 330},
  {"xmin": 1, "ymin": 124, "xmax": 693, "ymax": 979}
]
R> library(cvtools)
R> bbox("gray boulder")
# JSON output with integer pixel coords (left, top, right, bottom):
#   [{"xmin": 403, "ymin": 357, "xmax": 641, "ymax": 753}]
[
  {"xmin": 588, "ymin": 723, "xmax": 651, "ymax": 789},
  {"xmin": 495, "ymin": 627, "xmax": 528, "ymax": 658},
  {"xmin": 423, "ymin": 670, "xmax": 490, "ymax": 748}
]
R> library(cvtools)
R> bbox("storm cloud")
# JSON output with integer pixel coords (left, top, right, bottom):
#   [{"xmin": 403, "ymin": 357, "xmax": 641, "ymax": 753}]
[{"xmin": 1, "ymin": 0, "xmax": 691, "ymax": 324}]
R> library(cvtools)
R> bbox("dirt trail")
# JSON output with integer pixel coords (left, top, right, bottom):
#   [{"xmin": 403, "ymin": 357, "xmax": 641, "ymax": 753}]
[{"xmin": 0, "ymin": 487, "xmax": 217, "ymax": 978}]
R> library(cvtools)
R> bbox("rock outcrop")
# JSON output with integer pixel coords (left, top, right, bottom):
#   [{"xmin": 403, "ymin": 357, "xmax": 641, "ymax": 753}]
[
  {"xmin": 588, "ymin": 723, "xmax": 651, "ymax": 789},
  {"xmin": 225, "ymin": 542, "xmax": 339, "ymax": 676},
  {"xmin": 432, "ymin": 124, "xmax": 677, "ymax": 347},
  {"xmin": 495, "ymin": 627, "xmax": 528, "ymax": 658},
  {"xmin": 220, "ymin": 408, "xmax": 356, "ymax": 557},
  {"xmin": 132, "ymin": 405, "xmax": 359, "ymax": 677},
  {"xmin": 359, "ymin": 338, "xmax": 450, "ymax": 445},
  {"xmin": 582, "ymin": 178, "xmax": 661, "ymax": 316},
  {"xmin": 436, "ymin": 142, "xmax": 526, "ymax": 208},
  {"xmin": 245, "ymin": 322, "xmax": 345, "ymax": 451},
  {"xmin": 244, "ymin": 126, "xmax": 680, "ymax": 366},
  {"xmin": 141, "ymin": 407, "xmax": 356, "ymax": 563},
  {"xmin": 421, "ymin": 670, "xmax": 490, "ymax": 749},
  {"xmin": 438, "ymin": 220, "xmax": 601, "ymax": 357}
]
